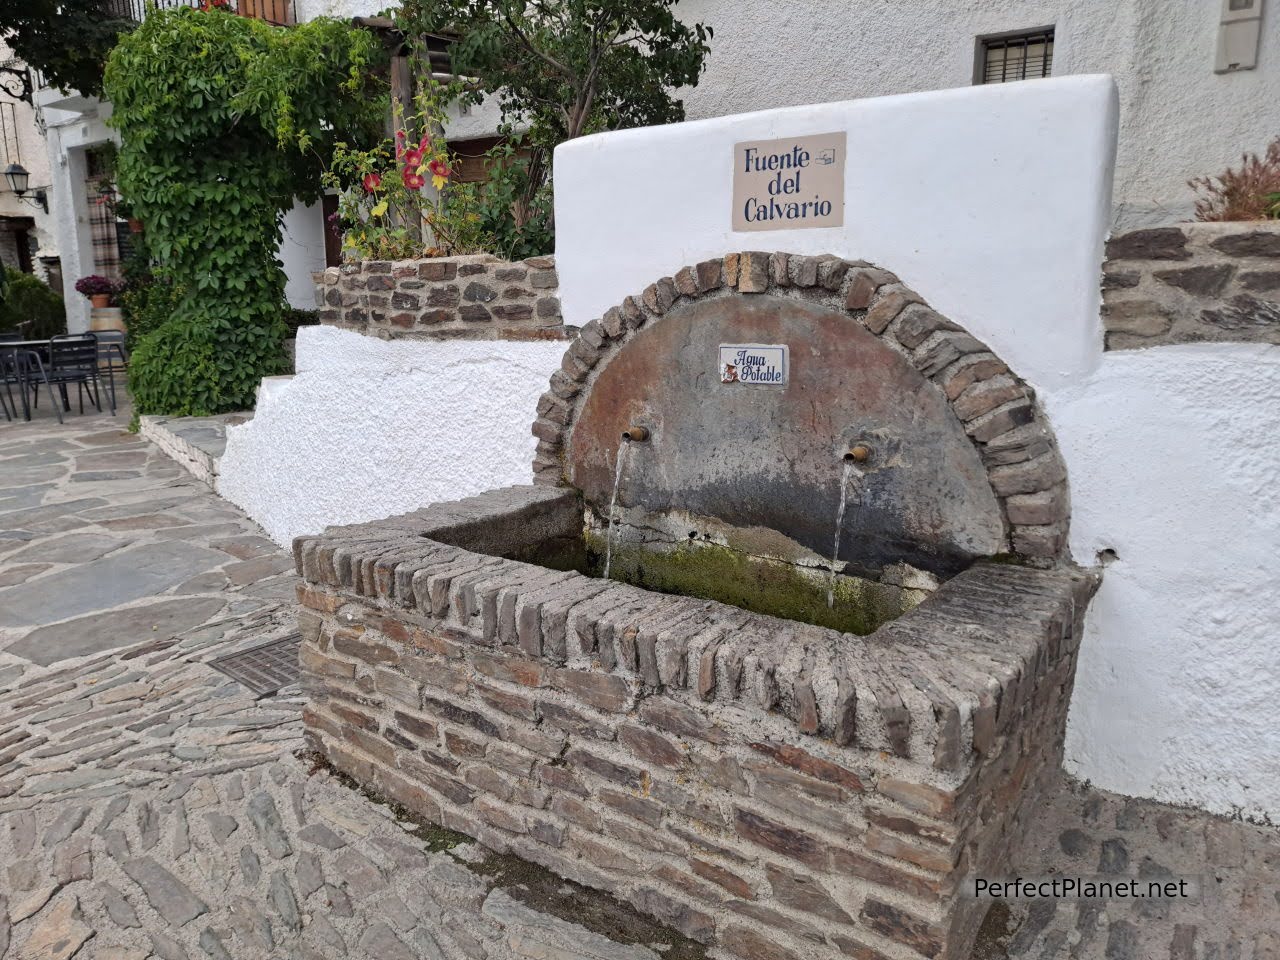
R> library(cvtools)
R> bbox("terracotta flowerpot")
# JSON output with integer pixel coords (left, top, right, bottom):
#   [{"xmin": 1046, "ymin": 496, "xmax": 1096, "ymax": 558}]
[
  {"xmin": 90, "ymin": 293, "xmax": 111, "ymax": 308},
  {"xmin": 128, "ymin": 218, "xmax": 144, "ymax": 234}
]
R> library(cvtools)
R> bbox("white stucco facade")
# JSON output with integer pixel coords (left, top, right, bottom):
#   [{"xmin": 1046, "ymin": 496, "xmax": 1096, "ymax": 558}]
[
  {"xmin": 547, "ymin": 75, "xmax": 1280, "ymax": 821},
  {"xmin": 37, "ymin": 103, "xmax": 117, "ymax": 332},
  {"xmin": 0, "ymin": 42, "xmax": 58, "ymax": 281},
  {"xmin": 295, "ymin": 0, "xmax": 1280, "ymax": 230},
  {"xmin": 674, "ymin": 0, "xmax": 1279, "ymax": 230},
  {"xmin": 557, "ymin": 75, "xmax": 1116, "ymax": 393},
  {"xmin": 279, "ymin": 200, "xmax": 329, "ymax": 309},
  {"xmin": 216, "ymin": 326, "xmax": 566, "ymax": 545},
  {"xmin": 1053, "ymin": 345, "xmax": 1280, "ymax": 821}
]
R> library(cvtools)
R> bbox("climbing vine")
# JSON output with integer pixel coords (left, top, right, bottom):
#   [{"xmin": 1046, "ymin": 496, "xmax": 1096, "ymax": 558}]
[{"xmin": 104, "ymin": 8, "xmax": 384, "ymax": 416}]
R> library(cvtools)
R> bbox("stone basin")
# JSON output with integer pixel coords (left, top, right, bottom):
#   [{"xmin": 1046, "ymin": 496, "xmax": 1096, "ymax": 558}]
[{"xmin": 295, "ymin": 253, "xmax": 1097, "ymax": 960}]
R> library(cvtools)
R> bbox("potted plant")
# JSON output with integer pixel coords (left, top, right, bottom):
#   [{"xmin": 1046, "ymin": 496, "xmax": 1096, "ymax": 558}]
[{"xmin": 75, "ymin": 274, "xmax": 119, "ymax": 309}]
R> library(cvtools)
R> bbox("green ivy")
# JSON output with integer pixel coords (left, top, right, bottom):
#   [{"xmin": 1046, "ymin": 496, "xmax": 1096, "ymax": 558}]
[{"xmin": 104, "ymin": 8, "xmax": 384, "ymax": 416}]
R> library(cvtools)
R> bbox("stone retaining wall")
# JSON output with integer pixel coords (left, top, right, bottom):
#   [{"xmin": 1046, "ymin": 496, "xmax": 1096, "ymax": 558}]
[
  {"xmin": 314, "ymin": 254, "xmax": 566, "ymax": 340},
  {"xmin": 294, "ymin": 486, "xmax": 1097, "ymax": 960},
  {"xmin": 1103, "ymin": 222, "xmax": 1280, "ymax": 349}
]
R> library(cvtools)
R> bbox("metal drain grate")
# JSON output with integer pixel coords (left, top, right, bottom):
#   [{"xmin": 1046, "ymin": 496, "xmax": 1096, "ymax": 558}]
[{"xmin": 209, "ymin": 634, "xmax": 302, "ymax": 697}]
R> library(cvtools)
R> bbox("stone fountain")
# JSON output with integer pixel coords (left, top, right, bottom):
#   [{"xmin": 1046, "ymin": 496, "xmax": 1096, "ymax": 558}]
[{"xmin": 295, "ymin": 251, "xmax": 1096, "ymax": 960}]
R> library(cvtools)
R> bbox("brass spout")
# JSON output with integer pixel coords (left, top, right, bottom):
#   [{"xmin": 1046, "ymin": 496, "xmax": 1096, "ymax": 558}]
[
  {"xmin": 844, "ymin": 444, "xmax": 872, "ymax": 464},
  {"xmin": 622, "ymin": 425, "xmax": 650, "ymax": 442}
]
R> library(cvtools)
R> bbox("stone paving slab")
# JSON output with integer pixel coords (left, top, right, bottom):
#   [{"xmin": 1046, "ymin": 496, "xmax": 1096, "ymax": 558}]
[{"xmin": 0, "ymin": 541, "xmax": 229, "ymax": 629}]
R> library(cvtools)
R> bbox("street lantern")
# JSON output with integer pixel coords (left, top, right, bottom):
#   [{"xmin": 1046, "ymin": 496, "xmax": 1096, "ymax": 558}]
[
  {"xmin": 4, "ymin": 163, "xmax": 29, "ymax": 195},
  {"xmin": 3, "ymin": 163, "xmax": 48, "ymax": 213}
]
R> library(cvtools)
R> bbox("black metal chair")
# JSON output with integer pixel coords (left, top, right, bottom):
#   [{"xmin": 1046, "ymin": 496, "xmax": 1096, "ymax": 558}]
[
  {"xmin": 0, "ymin": 347, "xmax": 21, "ymax": 421},
  {"xmin": 1, "ymin": 348, "xmax": 54, "ymax": 423},
  {"xmin": 42, "ymin": 333, "xmax": 103, "ymax": 417},
  {"xmin": 93, "ymin": 330, "xmax": 128, "ymax": 415}
]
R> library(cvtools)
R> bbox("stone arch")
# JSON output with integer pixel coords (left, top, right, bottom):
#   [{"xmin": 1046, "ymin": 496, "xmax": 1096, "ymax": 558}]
[{"xmin": 531, "ymin": 251, "xmax": 1069, "ymax": 563}]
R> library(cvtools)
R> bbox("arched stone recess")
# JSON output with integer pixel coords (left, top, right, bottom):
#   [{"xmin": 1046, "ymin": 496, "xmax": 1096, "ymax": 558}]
[{"xmin": 532, "ymin": 252, "xmax": 1070, "ymax": 565}]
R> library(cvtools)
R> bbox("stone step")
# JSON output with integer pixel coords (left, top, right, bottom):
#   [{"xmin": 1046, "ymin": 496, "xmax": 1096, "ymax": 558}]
[{"xmin": 139, "ymin": 411, "xmax": 252, "ymax": 491}]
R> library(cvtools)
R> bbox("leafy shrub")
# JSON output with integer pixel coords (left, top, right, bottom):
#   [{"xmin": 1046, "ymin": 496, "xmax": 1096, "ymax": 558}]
[
  {"xmin": 0, "ymin": 267, "xmax": 67, "ymax": 340},
  {"xmin": 128, "ymin": 312, "xmax": 288, "ymax": 417},
  {"xmin": 120, "ymin": 275, "xmax": 181, "ymax": 351},
  {"xmin": 1190, "ymin": 137, "xmax": 1280, "ymax": 222},
  {"xmin": 475, "ymin": 138, "xmax": 554, "ymax": 261},
  {"xmin": 395, "ymin": 0, "xmax": 712, "ymax": 255},
  {"xmin": 105, "ymin": 7, "xmax": 383, "ymax": 416}
]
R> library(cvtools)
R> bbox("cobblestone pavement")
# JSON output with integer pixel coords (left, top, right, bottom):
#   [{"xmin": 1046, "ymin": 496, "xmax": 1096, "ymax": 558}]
[
  {"xmin": 1, "ymin": 403, "xmax": 1277, "ymax": 960},
  {"xmin": 987, "ymin": 778, "xmax": 1280, "ymax": 960},
  {"xmin": 0, "ymin": 405, "xmax": 694, "ymax": 960}
]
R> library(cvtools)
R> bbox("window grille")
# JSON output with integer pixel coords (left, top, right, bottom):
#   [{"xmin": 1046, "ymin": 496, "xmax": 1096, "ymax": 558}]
[{"xmin": 978, "ymin": 29, "xmax": 1054, "ymax": 84}]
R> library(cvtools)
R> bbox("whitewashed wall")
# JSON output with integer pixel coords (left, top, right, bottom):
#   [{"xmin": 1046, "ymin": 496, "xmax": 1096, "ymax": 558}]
[
  {"xmin": 39, "ymin": 106, "xmax": 116, "ymax": 334},
  {"xmin": 557, "ymin": 76, "xmax": 1116, "ymax": 392},
  {"xmin": 675, "ymin": 0, "xmax": 1280, "ymax": 230},
  {"xmin": 552, "ymin": 75, "xmax": 1280, "ymax": 822},
  {"xmin": 217, "ymin": 326, "xmax": 565, "ymax": 545},
  {"xmin": 1053, "ymin": 346, "xmax": 1280, "ymax": 821},
  {"xmin": 280, "ymin": 201, "xmax": 328, "ymax": 309},
  {"xmin": 0, "ymin": 42, "xmax": 58, "ymax": 279},
  {"xmin": 297, "ymin": 0, "xmax": 1279, "ymax": 229}
]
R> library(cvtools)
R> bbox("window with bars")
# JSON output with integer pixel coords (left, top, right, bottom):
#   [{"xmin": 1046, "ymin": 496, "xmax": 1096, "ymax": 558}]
[{"xmin": 977, "ymin": 29, "xmax": 1055, "ymax": 84}]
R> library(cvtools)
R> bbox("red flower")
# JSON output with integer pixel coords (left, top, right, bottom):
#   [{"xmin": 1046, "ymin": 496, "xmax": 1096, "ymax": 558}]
[
  {"xmin": 428, "ymin": 159, "xmax": 451, "ymax": 178},
  {"xmin": 361, "ymin": 172, "xmax": 381, "ymax": 193},
  {"xmin": 402, "ymin": 168, "xmax": 426, "ymax": 190},
  {"xmin": 403, "ymin": 147, "xmax": 425, "ymax": 169}
]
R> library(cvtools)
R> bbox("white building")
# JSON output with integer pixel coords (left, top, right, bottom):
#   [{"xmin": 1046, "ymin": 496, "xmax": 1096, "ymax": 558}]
[
  {"xmin": 32, "ymin": 0, "xmax": 1277, "ymax": 331},
  {"xmin": 308, "ymin": 0, "xmax": 1278, "ymax": 231},
  {"xmin": 30, "ymin": 2, "xmax": 327, "ymax": 334},
  {"xmin": 0, "ymin": 40, "xmax": 59, "ymax": 290}
]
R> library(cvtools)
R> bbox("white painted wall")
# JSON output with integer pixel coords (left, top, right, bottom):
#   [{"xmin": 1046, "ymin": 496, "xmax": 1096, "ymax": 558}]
[
  {"xmin": 1053, "ymin": 345, "xmax": 1280, "ymax": 821},
  {"xmin": 0, "ymin": 42, "xmax": 58, "ymax": 279},
  {"xmin": 551, "ymin": 77, "xmax": 1280, "ymax": 821},
  {"xmin": 673, "ymin": 0, "xmax": 1280, "ymax": 230},
  {"xmin": 216, "ymin": 325, "xmax": 565, "ymax": 546},
  {"xmin": 39, "ymin": 106, "xmax": 117, "ymax": 333},
  {"xmin": 556, "ymin": 75, "xmax": 1116, "ymax": 393},
  {"xmin": 280, "ymin": 201, "xmax": 328, "ymax": 309},
  {"xmin": 301, "ymin": 0, "xmax": 1279, "ymax": 229}
]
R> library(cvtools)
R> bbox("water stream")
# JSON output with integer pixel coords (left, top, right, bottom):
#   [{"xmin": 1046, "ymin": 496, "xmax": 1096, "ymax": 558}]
[
  {"xmin": 827, "ymin": 459, "xmax": 863, "ymax": 608},
  {"xmin": 602, "ymin": 438, "xmax": 632, "ymax": 581}
]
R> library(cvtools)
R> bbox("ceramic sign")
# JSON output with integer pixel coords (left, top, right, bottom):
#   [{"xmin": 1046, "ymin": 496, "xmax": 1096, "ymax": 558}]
[
  {"xmin": 720, "ymin": 344, "xmax": 788, "ymax": 385},
  {"xmin": 732, "ymin": 132, "xmax": 846, "ymax": 231}
]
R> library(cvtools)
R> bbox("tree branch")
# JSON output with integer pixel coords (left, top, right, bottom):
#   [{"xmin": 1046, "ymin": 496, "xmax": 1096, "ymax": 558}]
[{"xmin": 500, "ymin": 6, "xmax": 574, "ymax": 79}]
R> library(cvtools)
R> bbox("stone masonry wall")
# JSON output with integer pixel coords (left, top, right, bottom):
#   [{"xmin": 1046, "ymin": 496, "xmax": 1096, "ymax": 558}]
[
  {"xmin": 1103, "ymin": 222, "xmax": 1280, "ymax": 349},
  {"xmin": 315, "ymin": 254, "xmax": 565, "ymax": 340},
  {"xmin": 531, "ymin": 252, "xmax": 1073, "ymax": 565},
  {"xmin": 294, "ymin": 486, "xmax": 1098, "ymax": 960}
]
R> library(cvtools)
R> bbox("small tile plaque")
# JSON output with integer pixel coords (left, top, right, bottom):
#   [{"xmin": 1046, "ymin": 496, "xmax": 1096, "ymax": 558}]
[{"xmin": 719, "ymin": 344, "xmax": 788, "ymax": 385}]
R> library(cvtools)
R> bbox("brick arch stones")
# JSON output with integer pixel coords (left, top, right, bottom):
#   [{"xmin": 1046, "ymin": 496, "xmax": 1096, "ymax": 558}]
[{"xmin": 530, "ymin": 251, "xmax": 1070, "ymax": 564}]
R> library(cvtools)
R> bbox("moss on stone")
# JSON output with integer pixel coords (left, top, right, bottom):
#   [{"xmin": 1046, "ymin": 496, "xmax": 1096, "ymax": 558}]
[{"xmin": 582, "ymin": 534, "xmax": 904, "ymax": 635}]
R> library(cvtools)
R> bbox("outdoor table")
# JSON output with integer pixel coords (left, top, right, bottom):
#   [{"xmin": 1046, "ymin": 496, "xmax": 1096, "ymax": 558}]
[{"xmin": 1, "ymin": 337, "xmax": 127, "ymax": 422}]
